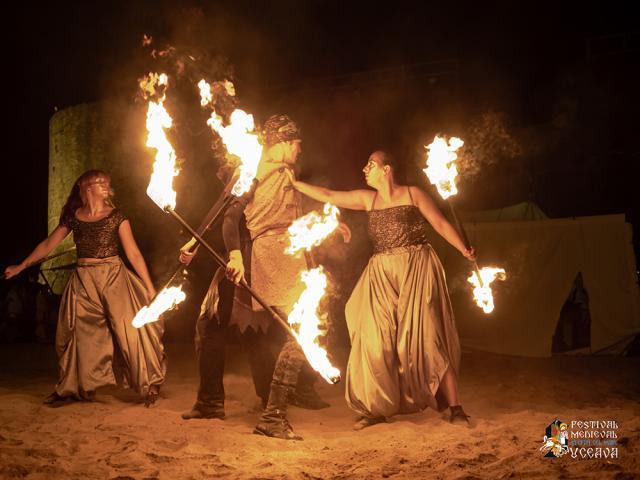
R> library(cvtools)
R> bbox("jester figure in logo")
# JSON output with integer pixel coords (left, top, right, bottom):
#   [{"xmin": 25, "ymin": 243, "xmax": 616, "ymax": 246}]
[{"xmin": 540, "ymin": 420, "xmax": 569, "ymax": 457}]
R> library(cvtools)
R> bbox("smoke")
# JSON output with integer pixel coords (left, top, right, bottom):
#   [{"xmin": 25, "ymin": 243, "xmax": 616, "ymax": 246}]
[{"xmin": 457, "ymin": 110, "xmax": 523, "ymax": 179}]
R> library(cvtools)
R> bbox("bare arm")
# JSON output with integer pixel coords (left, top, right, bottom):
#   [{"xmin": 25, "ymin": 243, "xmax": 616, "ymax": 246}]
[
  {"xmin": 286, "ymin": 170, "xmax": 374, "ymax": 210},
  {"xmin": 119, "ymin": 220, "xmax": 156, "ymax": 297},
  {"xmin": 411, "ymin": 186, "xmax": 475, "ymax": 259},
  {"xmin": 4, "ymin": 225, "xmax": 70, "ymax": 279}
]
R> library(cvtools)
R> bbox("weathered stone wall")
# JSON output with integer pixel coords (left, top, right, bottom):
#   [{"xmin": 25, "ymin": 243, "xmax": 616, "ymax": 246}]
[{"xmin": 46, "ymin": 99, "xmax": 223, "ymax": 340}]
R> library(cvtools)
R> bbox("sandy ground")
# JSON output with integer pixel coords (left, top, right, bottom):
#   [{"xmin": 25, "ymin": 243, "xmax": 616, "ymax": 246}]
[{"xmin": 0, "ymin": 343, "xmax": 639, "ymax": 480}]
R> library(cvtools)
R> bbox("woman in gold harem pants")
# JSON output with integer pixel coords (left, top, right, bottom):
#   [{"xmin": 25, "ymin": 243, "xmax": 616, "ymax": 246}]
[
  {"xmin": 4, "ymin": 170, "xmax": 166, "ymax": 406},
  {"xmin": 288, "ymin": 151, "xmax": 476, "ymax": 429}
]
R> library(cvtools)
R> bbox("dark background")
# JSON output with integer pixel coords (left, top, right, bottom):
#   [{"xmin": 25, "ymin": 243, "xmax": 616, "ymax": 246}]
[{"xmin": 3, "ymin": 1, "xmax": 639, "ymax": 322}]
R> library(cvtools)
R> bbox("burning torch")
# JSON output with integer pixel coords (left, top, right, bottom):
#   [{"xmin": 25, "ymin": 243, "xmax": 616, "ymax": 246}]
[{"xmin": 424, "ymin": 136, "xmax": 506, "ymax": 314}]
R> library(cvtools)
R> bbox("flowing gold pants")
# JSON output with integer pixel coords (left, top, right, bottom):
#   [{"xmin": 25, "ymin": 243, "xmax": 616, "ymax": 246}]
[
  {"xmin": 345, "ymin": 244, "xmax": 461, "ymax": 418},
  {"xmin": 55, "ymin": 256, "xmax": 166, "ymax": 400}
]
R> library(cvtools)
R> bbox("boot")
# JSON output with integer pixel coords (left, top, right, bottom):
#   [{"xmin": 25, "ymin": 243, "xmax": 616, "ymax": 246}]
[
  {"xmin": 291, "ymin": 382, "xmax": 330, "ymax": 410},
  {"xmin": 253, "ymin": 383, "xmax": 302, "ymax": 440}
]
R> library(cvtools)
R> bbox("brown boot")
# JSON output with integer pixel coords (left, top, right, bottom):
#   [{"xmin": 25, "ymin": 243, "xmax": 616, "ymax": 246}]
[{"xmin": 253, "ymin": 383, "xmax": 302, "ymax": 440}]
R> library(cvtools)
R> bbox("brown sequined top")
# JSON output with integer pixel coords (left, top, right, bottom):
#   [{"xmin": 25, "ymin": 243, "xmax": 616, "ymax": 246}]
[
  {"xmin": 62, "ymin": 209, "xmax": 126, "ymax": 258},
  {"xmin": 367, "ymin": 205, "xmax": 430, "ymax": 254}
]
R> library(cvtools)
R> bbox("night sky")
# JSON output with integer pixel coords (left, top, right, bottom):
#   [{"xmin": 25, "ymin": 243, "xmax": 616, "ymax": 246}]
[{"xmin": 3, "ymin": 1, "xmax": 639, "ymax": 273}]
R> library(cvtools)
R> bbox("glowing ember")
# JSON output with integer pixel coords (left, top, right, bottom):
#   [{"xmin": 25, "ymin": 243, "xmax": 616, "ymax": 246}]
[
  {"xmin": 132, "ymin": 286, "xmax": 186, "ymax": 328},
  {"xmin": 286, "ymin": 203, "xmax": 340, "ymax": 255},
  {"xmin": 198, "ymin": 80, "xmax": 263, "ymax": 197},
  {"xmin": 288, "ymin": 267, "xmax": 340, "ymax": 383},
  {"xmin": 423, "ymin": 135, "xmax": 464, "ymax": 200},
  {"xmin": 143, "ymin": 73, "xmax": 179, "ymax": 210},
  {"xmin": 467, "ymin": 267, "xmax": 506, "ymax": 314}
]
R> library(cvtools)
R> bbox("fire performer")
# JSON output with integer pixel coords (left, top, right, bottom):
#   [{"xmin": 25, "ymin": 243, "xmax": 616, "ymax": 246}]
[
  {"xmin": 287, "ymin": 151, "xmax": 475, "ymax": 428},
  {"xmin": 223, "ymin": 114, "xmax": 329, "ymax": 440},
  {"xmin": 3, "ymin": 170, "xmax": 166, "ymax": 407},
  {"xmin": 178, "ymin": 161, "xmax": 278, "ymax": 419}
]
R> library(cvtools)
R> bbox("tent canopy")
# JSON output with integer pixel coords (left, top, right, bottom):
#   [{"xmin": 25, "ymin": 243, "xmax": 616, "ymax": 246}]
[{"xmin": 429, "ymin": 202, "xmax": 640, "ymax": 357}]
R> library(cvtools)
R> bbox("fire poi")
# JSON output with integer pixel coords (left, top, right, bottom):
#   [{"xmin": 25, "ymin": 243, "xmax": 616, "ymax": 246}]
[{"xmin": 424, "ymin": 135, "xmax": 506, "ymax": 313}]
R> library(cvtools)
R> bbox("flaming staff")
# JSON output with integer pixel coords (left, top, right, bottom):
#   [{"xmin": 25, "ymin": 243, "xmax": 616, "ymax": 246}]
[
  {"xmin": 285, "ymin": 204, "xmax": 342, "ymax": 383},
  {"xmin": 132, "ymin": 73, "xmax": 187, "ymax": 327},
  {"xmin": 423, "ymin": 135, "xmax": 506, "ymax": 313},
  {"xmin": 133, "ymin": 78, "xmax": 261, "ymax": 328}
]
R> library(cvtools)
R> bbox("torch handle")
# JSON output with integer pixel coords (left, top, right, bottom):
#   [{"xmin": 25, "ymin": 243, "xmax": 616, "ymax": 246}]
[
  {"xmin": 447, "ymin": 201, "xmax": 484, "ymax": 287},
  {"xmin": 150, "ymin": 192, "xmax": 236, "ymax": 304},
  {"xmin": 165, "ymin": 207, "xmax": 293, "ymax": 335},
  {"xmin": 2, "ymin": 247, "xmax": 77, "ymax": 280}
]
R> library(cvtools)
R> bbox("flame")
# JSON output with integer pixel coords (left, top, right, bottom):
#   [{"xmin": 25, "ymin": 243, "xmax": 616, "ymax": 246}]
[
  {"xmin": 223, "ymin": 80, "xmax": 236, "ymax": 97},
  {"xmin": 423, "ymin": 135, "xmax": 464, "ymax": 199},
  {"xmin": 197, "ymin": 79, "xmax": 212, "ymax": 106},
  {"xmin": 467, "ymin": 267, "xmax": 506, "ymax": 314},
  {"xmin": 286, "ymin": 203, "xmax": 340, "ymax": 255},
  {"xmin": 199, "ymin": 80, "xmax": 263, "ymax": 197},
  {"xmin": 132, "ymin": 286, "xmax": 186, "ymax": 328},
  {"xmin": 143, "ymin": 73, "xmax": 179, "ymax": 210},
  {"xmin": 288, "ymin": 267, "xmax": 340, "ymax": 383}
]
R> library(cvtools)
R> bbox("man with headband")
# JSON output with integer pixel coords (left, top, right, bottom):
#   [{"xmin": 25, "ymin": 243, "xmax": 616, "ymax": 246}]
[{"xmin": 223, "ymin": 114, "xmax": 328, "ymax": 440}]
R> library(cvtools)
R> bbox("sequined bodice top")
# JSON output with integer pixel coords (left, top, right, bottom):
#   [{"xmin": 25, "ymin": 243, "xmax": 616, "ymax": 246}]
[
  {"xmin": 367, "ymin": 205, "xmax": 430, "ymax": 254},
  {"xmin": 62, "ymin": 209, "xmax": 126, "ymax": 258}
]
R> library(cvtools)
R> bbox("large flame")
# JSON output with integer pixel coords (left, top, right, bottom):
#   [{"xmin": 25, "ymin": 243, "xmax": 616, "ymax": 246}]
[
  {"xmin": 467, "ymin": 267, "xmax": 506, "ymax": 314},
  {"xmin": 288, "ymin": 267, "xmax": 340, "ymax": 383},
  {"xmin": 423, "ymin": 135, "xmax": 464, "ymax": 200},
  {"xmin": 286, "ymin": 203, "xmax": 340, "ymax": 255},
  {"xmin": 143, "ymin": 73, "xmax": 179, "ymax": 210},
  {"xmin": 134, "ymin": 73, "xmax": 186, "ymax": 328},
  {"xmin": 199, "ymin": 80, "xmax": 262, "ymax": 196},
  {"xmin": 132, "ymin": 286, "xmax": 186, "ymax": 328}
]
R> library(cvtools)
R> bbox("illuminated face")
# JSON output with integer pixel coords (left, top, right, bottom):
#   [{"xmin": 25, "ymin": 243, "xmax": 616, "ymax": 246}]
[
  {"xmin": 86, "ymin": 176, "xmax": 112, "ymax": 199},
  {"xmin": 362, "ymin": 153, "xmax": 387, "ymax": 187},
  {"xmin": 283, "ymin": 139, "xmax": 302, "ymax": 165}
]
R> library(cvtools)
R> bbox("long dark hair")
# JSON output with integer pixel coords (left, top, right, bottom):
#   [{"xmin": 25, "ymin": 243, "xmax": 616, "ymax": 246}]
[{"xmin": 59, "ymin": 170, "xmax": 113, "ymax": 226}]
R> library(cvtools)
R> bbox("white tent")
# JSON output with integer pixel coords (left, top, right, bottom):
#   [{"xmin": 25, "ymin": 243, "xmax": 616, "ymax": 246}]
[{"xmin": 428, "ymin": 202, "xmax": 640, "ymax": 356}]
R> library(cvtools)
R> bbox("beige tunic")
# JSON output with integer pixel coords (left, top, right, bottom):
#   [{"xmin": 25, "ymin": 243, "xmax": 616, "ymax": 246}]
[{"xmin": 244, "ymin": 162, "xmax": 308, "ymax": 312}]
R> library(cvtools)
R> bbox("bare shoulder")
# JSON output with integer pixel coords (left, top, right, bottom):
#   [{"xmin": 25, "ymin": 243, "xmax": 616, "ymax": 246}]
[
  {"xmin": 409, "ymin": 186, "xmax": 432, "ymax": 203},
  {"xmin": 355, "ymin": 189, "xmax": 376, "ymax": 209}
]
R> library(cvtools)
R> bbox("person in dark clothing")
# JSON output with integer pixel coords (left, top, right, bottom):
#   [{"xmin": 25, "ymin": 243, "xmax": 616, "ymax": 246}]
[
  {"xmin": 179, "ymin": 162, "xmax": 327, "ymax": 421},
  {"xmin": 223, "ymin": 114, "xmax": 329, "ymax": 441}
]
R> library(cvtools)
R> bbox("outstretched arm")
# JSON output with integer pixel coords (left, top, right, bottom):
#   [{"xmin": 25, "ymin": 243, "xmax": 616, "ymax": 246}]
[
  {"xmin": 411, "ymin": 186, "xmax": 476, "ymax": 260},
  {"xmin": 119, "ymin": 220, "xmax": 156, "ymax": 297},
  {"xmin": 4, "ymin": 225, "xmax": 70, "ymax": 279},
  {"xmin": 286, "ymin": 170, "xmax": 374, "ymax": 210}
]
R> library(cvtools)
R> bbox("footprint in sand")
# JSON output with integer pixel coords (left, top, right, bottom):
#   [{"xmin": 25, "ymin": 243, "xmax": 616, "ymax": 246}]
[{"xmin": 156, "ymin": 437, "xmax": 189, "ymax": 452}]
